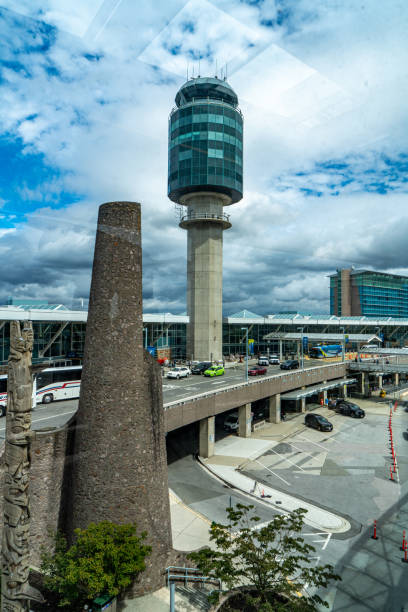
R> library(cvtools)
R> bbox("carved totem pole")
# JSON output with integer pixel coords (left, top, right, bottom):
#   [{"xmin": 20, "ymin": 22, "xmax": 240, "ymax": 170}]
[{"xmin": 1, "ymin": 321, "xmax": 44, "ymax": 610}]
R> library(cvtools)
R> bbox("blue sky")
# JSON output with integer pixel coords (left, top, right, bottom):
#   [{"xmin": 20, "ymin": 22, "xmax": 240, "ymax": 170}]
[{"xmin": 0, "ymin": 0, "xmax": 407, "ymax": 313}]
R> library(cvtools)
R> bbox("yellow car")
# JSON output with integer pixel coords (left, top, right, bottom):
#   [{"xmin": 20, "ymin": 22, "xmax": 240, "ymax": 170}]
[{"xmin": 204, "ymin": 365, "xmax": 225, "ymax": 377}]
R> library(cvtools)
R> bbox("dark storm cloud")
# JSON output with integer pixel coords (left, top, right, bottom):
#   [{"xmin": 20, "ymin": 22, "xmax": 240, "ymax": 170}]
[{"xmin": 1, "ymin": 0, "xmax": 408, "ymax": 315}]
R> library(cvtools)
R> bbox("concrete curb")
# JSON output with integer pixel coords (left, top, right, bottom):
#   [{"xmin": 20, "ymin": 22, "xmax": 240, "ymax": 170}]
[{"xmin": 197, "ymin": 454, "xmax": 351, "ymax": 534}]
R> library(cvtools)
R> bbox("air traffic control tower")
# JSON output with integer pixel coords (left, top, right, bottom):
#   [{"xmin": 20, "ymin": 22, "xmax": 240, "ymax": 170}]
[{"xmin": 168, "ymin": 77, "xmax": 243, "ymax": 362}]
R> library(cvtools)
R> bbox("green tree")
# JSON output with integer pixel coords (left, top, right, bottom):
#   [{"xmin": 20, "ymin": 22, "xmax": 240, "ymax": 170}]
[
  {"xmin": 188, "ymin": 504, "xmax": 340, "ymax": 611},
  {"xmin": 41, "ymin": 521, "xmax": 151, "ymax": 608}
]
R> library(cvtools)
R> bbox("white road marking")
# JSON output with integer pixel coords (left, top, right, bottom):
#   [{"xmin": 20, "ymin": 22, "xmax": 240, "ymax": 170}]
[
  {"xmin": 303, "ymin": 532, "xmax": 331, "ymax": 550},
  {"xmin": 322, "ymin": 533, "xmax": 332, "ymax": 550},
  {"xmin": 252, "ymin": 458, "xmax": 291, "ymax": 486},
  {"xmin": 287, "ymin": 442, "xmax": 318, "ymax": 461},
  {"xmin": 296, "ymin": 435, "xmax": 331, "ymax": 451},
  {"xmin": 264, "ymin": 448, "xmax": 306, "ymax": 472},
  {"xmin": 0, "ymin": 409, "xmax": 77, "ymax": 433}
]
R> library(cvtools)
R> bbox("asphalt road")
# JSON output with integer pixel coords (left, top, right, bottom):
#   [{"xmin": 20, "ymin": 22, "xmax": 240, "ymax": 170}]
[
  {"xmin": 0, "ymin": 359, "xmax": 328, "ymax": 438},
  {"xmin": 238, "ymin": 402, "xmax": 408, "ymax": 611},
  {"xmin": 0, "ymin": 399, "xmax": 78, "ymax": 440},
  {"xmin": 162, "ymin": 359, "xmax": 325, "ymax": 404}
]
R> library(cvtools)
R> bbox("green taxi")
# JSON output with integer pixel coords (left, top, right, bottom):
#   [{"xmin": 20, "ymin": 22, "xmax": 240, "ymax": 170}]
[{"xmin": 204, "ymin": 365, "xmax": 225, "ymax": 377}]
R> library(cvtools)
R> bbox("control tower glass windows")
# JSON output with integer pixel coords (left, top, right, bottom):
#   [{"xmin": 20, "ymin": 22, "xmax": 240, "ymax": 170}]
[{"xmin": 168, "ymin": 100, "xmax": 243, "ymax": 204}]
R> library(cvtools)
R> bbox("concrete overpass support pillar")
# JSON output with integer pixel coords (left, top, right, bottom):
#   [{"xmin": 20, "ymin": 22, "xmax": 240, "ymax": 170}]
[
  {"xmin": 199, "ymin": 416, "xmax": 215, "ymax": 458},
  {"xmin": 378, "ymin": 374, "xmax": 383, "ymax": 388},
  {"xmin": 238, "ymin": 403, "xmax": 252, "ymax": 438},
  {"xmin": 320, "ymin": 381, "xmax": 327, "ymax": 405},
  {"xmin": 360, "ymin": 373, "xmax": 365, "ymax": 394},
  {"xmin": 342, "ymin": 379, "xmax": 348, "ymax": 398},
  {"xmin": 279, "ymin": 340, "xmax": 283, "ymax": 361},
  {"xmin": 394, "ymin": 372, "xmax": 399, "ymax": 386},
  {"xmin": 268, "ymin": 394, "xmax": 281, "ymax": 424},
  {"xmin": 301, "ymin": 386, "xmax": 306, "ymax": 413}
]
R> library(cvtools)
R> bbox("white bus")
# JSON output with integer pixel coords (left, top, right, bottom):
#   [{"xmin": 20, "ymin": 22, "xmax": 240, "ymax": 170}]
[
  {"xmin": 0, "ymin": 375, "xmax": 7, "ymax": 416},
  {"xmin": 0, "ymin": 366, "xmax": 82, "ymax": 416}
]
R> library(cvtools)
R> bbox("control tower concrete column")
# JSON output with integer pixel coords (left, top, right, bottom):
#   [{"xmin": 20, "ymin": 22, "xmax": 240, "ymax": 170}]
[
  {"xmin": 168, "ymin": 77, "xmax": 243, "ymax": 362},
  {"xmin": 180, "ymin": 192, "xmax": 231, "ymax": 361}
]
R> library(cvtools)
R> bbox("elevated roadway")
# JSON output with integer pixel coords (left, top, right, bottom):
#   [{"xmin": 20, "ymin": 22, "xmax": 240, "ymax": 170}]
[
  {"xmin": 349, "ymin": 361, "xmax": 408, "ymax": 374},
  {"xmin": 164, "ymin": 361, "xmax": 348, "ymax": 433}
]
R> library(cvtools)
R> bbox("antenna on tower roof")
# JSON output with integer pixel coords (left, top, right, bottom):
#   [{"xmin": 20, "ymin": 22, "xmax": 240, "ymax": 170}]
[
  {"xmin": 215, "ymin": 59, "xmax": 218, "ymax": 78},
  {"xmin": 225, "ymin": 62, "xmax": 228, "ymax": 80},
  {"xmin": 187, "ymin": 63, "xmax": 189, "ymax": 81},
  {"xmin": 198, "ymin": 58, "xmax": 200, "ymax": 77}
]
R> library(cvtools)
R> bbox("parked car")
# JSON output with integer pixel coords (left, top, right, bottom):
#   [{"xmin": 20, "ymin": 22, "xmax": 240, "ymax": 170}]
[
  {"xmin": 335, "ymin": 400, "xmax": 365, "ymax": 418},
  {"xmin": 248, "ymin": 365, "xmax": 267, "ymax": 376},
  {"xmin": 204, "ymin": 365, "xmax": 225, "ymax": 377},
  {"xmin": 280, "ymin": 359, "xmax": 299, "ymax": 370},
  {"xmin": 191, "ymin": 361, "xmax": 212, "ymax": 374},
  {"xmin": 305, "ymin": 413, "xmax": 333, "ymax": 432},
  {"xmin": 166, "ymin": 366, "xmax": 191, "ymax": 379},
  {"xmin": 258, "ymin": 356, "xmax": 269, "ymax": 366},
  {"xmin": 223, "ymin": 413, "xmax": 239, "ymax": 432},
  {"xmin": 252, "ymin": 407, "xmax": 266, "ymax": 421},
  {"xmin": 268, "ymin": 355, "xmax": 280, "ymax": 365}
]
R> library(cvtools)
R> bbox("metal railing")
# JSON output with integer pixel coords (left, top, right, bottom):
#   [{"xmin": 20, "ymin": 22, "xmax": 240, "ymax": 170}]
[
  {"xmin": 349, "ymin": 362, "xmax": 408, "ymax": 373},
  {"xmin": 166, "ymin": 566, "xmax": 221, "ymax": 612},
  {"xmin": 170, "ymin": 98, "xmax": 243, "ymax": 118},
  {"xmin": 166, "ymin": 566, "xmax": 221, "ymax": 588},
  {"xmin": 179, "ymin": 211, "xmax": 230, "ymax": 224}
]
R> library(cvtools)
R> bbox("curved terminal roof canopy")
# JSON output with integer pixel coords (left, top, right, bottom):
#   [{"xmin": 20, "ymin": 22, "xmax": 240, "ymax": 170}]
[{"xmin": 175, "ymin": 77, "xmax": 238, "ymax": 108}]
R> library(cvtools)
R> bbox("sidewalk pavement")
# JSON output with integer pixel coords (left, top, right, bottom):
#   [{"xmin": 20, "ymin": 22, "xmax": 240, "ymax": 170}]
[
  {"xmin": 200, "ymin": 411, "xmax": 351, "ymax": 534},
  {"xmin": 119, "ymin": 492, "xmax": 212, "ymax": 611},
  {"xmin": 120, "ymin": 398, "xmax": 399, "ymax": 610}
]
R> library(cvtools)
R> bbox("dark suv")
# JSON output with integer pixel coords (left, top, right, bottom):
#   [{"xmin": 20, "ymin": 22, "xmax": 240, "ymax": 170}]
[
  {"xmin": 280, "ymin": 359, "xmax": 300, "ymax": 370},
  {"xmin": 305, "ymin": 413, "xmax": 333, "ymax": 432},
  {"xmin": 191, "ymin": 361, "xmax": 212, "ymax": 374},
  {"xmin": 335, "ymin": 400, "xmax": 365, "ymax": 418}
]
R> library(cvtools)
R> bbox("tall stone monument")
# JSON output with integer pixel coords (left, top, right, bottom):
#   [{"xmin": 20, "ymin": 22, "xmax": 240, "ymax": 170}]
[
  {"xmin": 1, "ymin": 321, "xmax": 44, "ymax": 610},
  {"xmin": 67, "ymin": 202, "xmax": 173, "ymax": 595}
]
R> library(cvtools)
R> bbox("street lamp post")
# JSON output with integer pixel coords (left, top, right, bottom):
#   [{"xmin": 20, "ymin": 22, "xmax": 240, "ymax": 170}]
[
  {"xmin": 340, "ymin": 326, "xmax": 345, "ymax": 362},
  {"xmin": 241, "ymin": 327, "xmax": 248, "ymax": 383},
  {"xmin": 298, "ymin": 327, "xmax": 304, "ymax": 370}
]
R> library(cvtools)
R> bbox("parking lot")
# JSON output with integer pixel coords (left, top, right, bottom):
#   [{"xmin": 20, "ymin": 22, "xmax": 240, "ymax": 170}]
[
  {"xmin": 230, "ymin": 399, "xmax": 408, "ymax": 610},
  {"xmin": 241, "ymin": 401, "xmax": 404, "ymax": 525},
  {"xmin": 190, "ymin": 394, "xmax": 408, "ymax": 609}
]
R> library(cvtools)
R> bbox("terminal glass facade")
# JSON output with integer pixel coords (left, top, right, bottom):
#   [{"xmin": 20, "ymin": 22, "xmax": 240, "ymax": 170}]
[
  {"xmin": 2, "ymin": 314, "xmax": 408, "ymax": 366},
  {"xmin": 168, "ymin": 97, "xmax": 243, "ymax": 203},
  {"xmin": 330, "ymin": 269, "xmax": 408, "ymax": 318}
]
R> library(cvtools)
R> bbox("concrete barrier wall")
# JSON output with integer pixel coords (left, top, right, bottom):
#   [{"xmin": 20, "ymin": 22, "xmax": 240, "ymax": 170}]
[
  {"xmin": 0, "ymin": 423, "xmax": 71, "ymax": 568},
  {"xmin": 164, "ymin": 363, "xmax": 347, "ymax": 432}
]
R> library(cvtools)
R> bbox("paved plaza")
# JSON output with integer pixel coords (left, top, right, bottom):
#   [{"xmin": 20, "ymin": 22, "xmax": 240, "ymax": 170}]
[{"xmin": 199, "ymin": 399, "xmax": 408, "ymax": 610}]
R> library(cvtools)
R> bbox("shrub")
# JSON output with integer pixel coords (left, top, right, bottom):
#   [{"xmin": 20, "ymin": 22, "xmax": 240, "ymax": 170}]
[{"xmin": 41, "ymin": 521, "xmax": 151, "ymax": 608}]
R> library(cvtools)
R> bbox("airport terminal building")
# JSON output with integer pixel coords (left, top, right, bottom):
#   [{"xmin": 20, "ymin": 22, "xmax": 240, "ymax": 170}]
[
  {"xmin": 330, "ymin": 268, "xmax": 408, "ymax": 318},
  {"xmin": 1, "ymin": 302, "xmax": 408, "ymax": 365}
]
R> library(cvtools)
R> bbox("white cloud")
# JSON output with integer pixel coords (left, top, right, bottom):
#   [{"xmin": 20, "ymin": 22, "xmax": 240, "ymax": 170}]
[
  {"xmin": 138, "ymin": 0, "xmax": 267, "ymax": 78},
  {"xmin": 1, "ymin": 0, "xmax": 107, "ymax": 37},
  {"xmin": 0, "ymin": 0, "xmax": 407, "ymax": 314}
]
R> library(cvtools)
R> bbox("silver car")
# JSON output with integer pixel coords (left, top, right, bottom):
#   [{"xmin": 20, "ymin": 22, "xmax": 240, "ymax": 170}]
[
  {"xmin": 166, "ymin": 367, "xmax": 191, "ymax": 379},
  {"xmin": 223, "ymin": 413, "xmax": 239, "ymax": 432}
]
